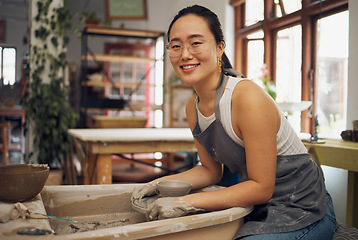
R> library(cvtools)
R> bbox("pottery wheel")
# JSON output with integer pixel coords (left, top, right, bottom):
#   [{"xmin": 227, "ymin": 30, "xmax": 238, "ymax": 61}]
[{"xmin": 131, "ymin": 196, "xmax": 159, "ymax": 213}]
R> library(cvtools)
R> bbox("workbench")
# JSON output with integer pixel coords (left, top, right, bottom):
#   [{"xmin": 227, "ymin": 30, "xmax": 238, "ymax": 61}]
[
  {"xmin": 68, "ymin": 128, "xmax": 196, "ymax": 185},
  {"xmin": 303, "ymin": 139, "xmax": 358, "ymax": 228}
]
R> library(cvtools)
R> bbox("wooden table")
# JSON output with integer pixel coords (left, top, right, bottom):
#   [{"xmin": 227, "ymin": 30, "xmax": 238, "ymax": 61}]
[
  {"xmin": 0, "ymin": 106, "xmax": 25, "ymax": 154},
  {"xmin": 303, "ymin": 139, "xmax": 358, "ymax": 228},
  {"xmin": 68, "ymin": 128, "xmax": 196, "ymax": 185}
]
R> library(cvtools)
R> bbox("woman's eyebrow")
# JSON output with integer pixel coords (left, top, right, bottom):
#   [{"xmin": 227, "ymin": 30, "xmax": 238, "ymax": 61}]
[{"xmin": 169, "ymin": 34, "xmax": 205, "ymax": 42}]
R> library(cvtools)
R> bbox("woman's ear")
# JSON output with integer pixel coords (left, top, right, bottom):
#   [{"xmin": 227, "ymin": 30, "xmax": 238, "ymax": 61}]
[{"xmin": 217, "ymin": 41, "xmax": 225, "ymax": 56}]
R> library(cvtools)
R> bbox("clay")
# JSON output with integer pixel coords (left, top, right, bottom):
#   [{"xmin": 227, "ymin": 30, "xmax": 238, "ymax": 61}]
[
  {"xmin": 50, "ymin": 213, "xmax": 145, "ymax": 235},
  {"xmin": 0, "ymin": 164, "xmax": 49, "ymax": 202},
  {"xmin": 131, "ymin": 181, "xmax": 157, "ymax": 201},
  {"xmin": 0, "ymin": 203, "xmax": 20, "ymax": 223},
  {"xmin": 14, "ymin": 202, "xmax": 28, "ymax": 219},
  {"xmin": 0, "ymin": 194, "xmax": 52, "ymax": 238},
  {"xmin": 146, "ymin": 197, "xmax": 205, "ymax": 220},
  {"xmin": 156, "ymin": 180, "xmax": 192, "ymax": 197}
]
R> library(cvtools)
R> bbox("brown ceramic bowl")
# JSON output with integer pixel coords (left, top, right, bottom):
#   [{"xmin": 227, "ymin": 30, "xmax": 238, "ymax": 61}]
[
  {"xmin": 0, "ymin": 164, "xmax": 49, "ymax": 202},
  {"xmin": 156, "ymin": 180, "xmax": 192, "ymax": 197}
]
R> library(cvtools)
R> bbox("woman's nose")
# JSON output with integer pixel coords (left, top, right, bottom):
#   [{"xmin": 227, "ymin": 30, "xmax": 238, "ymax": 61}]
[{"xmin": 181, "ymin": 45, "xmax": 193, "ymax": 59}]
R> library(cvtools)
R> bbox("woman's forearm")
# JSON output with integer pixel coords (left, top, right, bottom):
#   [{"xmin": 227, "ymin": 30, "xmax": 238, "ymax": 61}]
[{"xmin": 154, "ymin": 164, "xmax": 222, "ymax": 190}]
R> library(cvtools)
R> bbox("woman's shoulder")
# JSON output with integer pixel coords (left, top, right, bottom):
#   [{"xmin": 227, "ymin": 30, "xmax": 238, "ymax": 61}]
[
  {"xmin": 230, "ymin": 77, "xmax": 279, "ymax": 121},
  {"xmin": 230, "ymin": 78, "xmax": 267, "ymax": 102}
]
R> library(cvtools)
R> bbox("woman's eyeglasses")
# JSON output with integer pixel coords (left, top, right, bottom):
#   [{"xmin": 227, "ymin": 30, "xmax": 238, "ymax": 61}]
[{"xmin": 165, "ymin": 38, "xmax": 216, "ymax": 57}]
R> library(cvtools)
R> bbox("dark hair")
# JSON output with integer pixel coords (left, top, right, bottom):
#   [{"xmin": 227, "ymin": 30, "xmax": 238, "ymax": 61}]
[{"xmin": 167, "ymin": 5, "xmax": 233, "ymax": 71}]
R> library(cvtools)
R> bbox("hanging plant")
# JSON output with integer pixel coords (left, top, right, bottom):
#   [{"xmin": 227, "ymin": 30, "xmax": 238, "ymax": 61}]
[{"xmin": 22, "ymin": 0, "xmax": 77, "ymax": 169}]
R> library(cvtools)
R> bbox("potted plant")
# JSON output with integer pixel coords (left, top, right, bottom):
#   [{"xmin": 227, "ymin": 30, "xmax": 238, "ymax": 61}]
[
  {"xmin": 259, "ymin": 64, "xmax": 277, "ymax": 101},
  {"xmin": 80, "ymin": 10, "xmax": 100, "ymax": 26},
  {"xmin": 22, "ymin": 0, "xmax": 77, "ymax": 174}
]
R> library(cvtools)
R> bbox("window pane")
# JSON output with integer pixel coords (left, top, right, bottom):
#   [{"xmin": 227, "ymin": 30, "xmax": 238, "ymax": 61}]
[
  {"xmin": 315, "ymin": 11, "xmax": 348, "ymax": 138},
  {"xmin": 2, "ymin": 48, "xmax": 16, "ymax": 85},
  {"xmin": 276, "ymin": 25, "xmax": 302, "ymax": 132},
  {"xmin": 245, "ymin": 0, "xmax": 264, "ymax": 26},
  {"xmin": 247, "ymin": 38, "xmax": 264, "ymax": 81},
  {"xmin": 281, "ymin": 0, "xmax": 301, "ymax": 14}
]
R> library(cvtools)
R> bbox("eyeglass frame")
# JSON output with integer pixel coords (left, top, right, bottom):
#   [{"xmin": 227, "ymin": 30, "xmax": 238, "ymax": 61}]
[{"xmin": 165, "ymin": 37, "xmax": 217, "ymax": 57}]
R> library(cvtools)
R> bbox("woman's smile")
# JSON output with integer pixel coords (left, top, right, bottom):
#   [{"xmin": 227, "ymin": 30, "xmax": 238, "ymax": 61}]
[{"xmin": 181, "ymin": 63, "xmax": 200, "ymax": 71}]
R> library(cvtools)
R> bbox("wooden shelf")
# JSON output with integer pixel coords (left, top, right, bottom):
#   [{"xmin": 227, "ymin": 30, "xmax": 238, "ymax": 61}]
[
  {"xmin": 81, "ymin": 107, "xmax": 154, "ymax": 113},
  {"xmin": 83, "ymin": 54, "xmax": 156, "ymax": 63},
  {"xmin": 80, "ymin": 26, "xmax": 165, "ymax": 127},
  {"xmin": 83, "ymin": 81, "xmax": 154, "ymax": 88},
  {"xmin": 85, "ymin": 26, "xmax": 164, "ymax": 38}
]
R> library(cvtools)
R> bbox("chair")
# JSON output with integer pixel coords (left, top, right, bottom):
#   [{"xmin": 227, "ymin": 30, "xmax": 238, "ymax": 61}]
[
  {"xmin": 0, "ymin": 122, "xmax": 11, "ymax": 165},
  {"xmin": 333, "ymin": 222, "xmax": 358, "ymax": 239}
]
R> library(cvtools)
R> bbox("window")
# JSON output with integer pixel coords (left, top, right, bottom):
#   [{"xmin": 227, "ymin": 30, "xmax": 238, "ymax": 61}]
[
  {"xmin": 276, "ymin": 25, "xmax": 302, "ymax": 132},
  {"xmin": 0, "ymin": 46, "xmax": 16, "ymax": 85},
  {"xmin": 315, "ymin": 11, "xmax": 349, "ymax": 138},
  {"xmin": 232, "ymin": 0, "xmax": 348, "ymax": 136}
]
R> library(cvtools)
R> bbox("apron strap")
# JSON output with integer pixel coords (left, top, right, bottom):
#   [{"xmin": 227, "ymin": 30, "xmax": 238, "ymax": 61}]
[{"xmin": 214, "ymin": 72, "xmax": 228, "ymax": 120}]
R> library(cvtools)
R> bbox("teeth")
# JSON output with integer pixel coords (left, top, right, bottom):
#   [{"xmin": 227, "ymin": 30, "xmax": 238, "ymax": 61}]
[{"xmin": 182, "ymin": 64, "xmax": 197, "ymax": 70}]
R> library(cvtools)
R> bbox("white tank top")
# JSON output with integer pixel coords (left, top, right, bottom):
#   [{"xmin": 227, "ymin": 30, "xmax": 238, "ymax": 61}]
[{"xmin": 196, "ymin": 77, "xmax": 307, "ymax": 155}]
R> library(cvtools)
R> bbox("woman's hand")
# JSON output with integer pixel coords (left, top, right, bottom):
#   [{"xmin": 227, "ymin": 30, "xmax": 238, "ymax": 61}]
[
  {"xmin": 131, "ymin": 181, "xmax": 158, "ymax": 201},
  {"xmin": 146, "ymin": 197, "xmax": 205, "ymax": 221}
]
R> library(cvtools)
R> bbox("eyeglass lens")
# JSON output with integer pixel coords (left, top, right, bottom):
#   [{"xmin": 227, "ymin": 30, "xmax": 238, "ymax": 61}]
[{"xmin": 166, "ymin": 38, "xmax": 211, "ymax": 57}]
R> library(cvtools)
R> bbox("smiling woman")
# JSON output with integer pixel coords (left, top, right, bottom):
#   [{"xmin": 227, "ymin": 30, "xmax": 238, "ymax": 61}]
[{"xmin": 131, "ymin": 4, "xmax": 336, "ymax": 240}]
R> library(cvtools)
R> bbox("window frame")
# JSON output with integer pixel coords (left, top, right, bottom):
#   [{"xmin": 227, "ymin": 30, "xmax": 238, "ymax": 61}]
[{"xmin": 231, "ymin": 0, "xmax": 348, "ymax": 133}]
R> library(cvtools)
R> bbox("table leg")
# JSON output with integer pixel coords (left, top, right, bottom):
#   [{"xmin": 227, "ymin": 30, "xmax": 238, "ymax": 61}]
[
  {"xmin": 346, "ymin": 171, "xmax": 358, "ymax": 228},
  {"xmin": 167, "ymin": 153, "xmax": 175, "ymax": 171},
  {"xmin": 96, "ymin": 154, "xmax": 112, "ymax": 184},
  {"xmin": 72, "ymin": 138, "xmax": 90, "ymax": 184},
  {"xmin": 87, "ymin": 153, "xmax": 112, "ymax": 184},
  {"xmin": 0, "ymin": 122, "xmax": 10, "ymax": 165}
]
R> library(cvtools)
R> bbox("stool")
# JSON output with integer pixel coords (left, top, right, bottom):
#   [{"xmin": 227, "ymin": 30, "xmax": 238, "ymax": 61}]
[
  {"xmin": 333, "ymin": 222, "xmax": 358, "ymax": 239},
  {"xmin": 0, "ymin": 122, "xmax": 11, "ymax": 165}
]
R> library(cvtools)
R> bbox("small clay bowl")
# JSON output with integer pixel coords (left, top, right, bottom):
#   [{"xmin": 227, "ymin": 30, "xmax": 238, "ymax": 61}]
[
  {"xmin": 156, "ymin": 180, "xmax": 192, "ymax": 197},
  {"xmin": 0, "ymin": 164, "xmax": 49, "ymax": 202}
]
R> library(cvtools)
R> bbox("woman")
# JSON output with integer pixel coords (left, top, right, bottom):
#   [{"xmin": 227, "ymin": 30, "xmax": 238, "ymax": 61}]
[{"xmin": 132, "ymin": 5, "xmax": 336, "ymax": 239}]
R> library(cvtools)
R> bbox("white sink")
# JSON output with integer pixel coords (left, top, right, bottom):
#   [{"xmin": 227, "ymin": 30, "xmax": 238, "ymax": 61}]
[{"xmin": 276, "ymin": 101, "xmax": 312, "ymax": 114}]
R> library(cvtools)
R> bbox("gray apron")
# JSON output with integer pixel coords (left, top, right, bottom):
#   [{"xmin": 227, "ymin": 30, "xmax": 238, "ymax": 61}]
[{"xmin": 192, "ymin": 72, "xmax": 327, "ymax": 238}]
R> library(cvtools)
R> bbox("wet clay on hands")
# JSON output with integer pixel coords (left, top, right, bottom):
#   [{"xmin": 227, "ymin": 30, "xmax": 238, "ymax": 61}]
[
  {"xmin": 131, "ymin": 182, "xmax": 157, "ymax": 202},
  {"xmin": 146, "ymin": 197, "xmax": 204, "ymax": 221}
]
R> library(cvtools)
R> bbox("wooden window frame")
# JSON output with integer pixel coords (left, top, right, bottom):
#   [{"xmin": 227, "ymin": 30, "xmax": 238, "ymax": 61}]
[{"xmin": 232, "ymin": 0, "xmax": 348, "ymax": 133}]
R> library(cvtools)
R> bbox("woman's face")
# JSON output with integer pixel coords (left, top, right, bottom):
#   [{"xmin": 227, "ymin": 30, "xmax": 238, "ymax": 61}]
[{"xmin": 168, "ymin": 14, "xmax": 224, "ymax": 86}]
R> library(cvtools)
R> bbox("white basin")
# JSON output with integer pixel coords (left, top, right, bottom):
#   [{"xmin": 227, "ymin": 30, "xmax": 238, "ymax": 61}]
[{"xmin": 276, "ymin": 101, "xmax": 312, "ymax": 114}]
